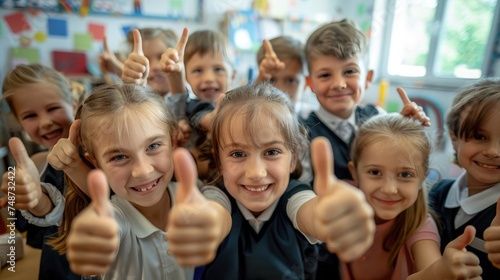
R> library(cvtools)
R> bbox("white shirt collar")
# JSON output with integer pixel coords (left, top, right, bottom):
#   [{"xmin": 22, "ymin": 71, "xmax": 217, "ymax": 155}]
[
  {"xmin": 315, "ymin": 106, "xmax": 357, "ymax": 132},
  {"xmin": 445, "ymin": 172, "xmax": 500, "ymax": 215},
  {"xmin": 111, "ymin": 182, "xmax": 176, "ymax": 238},
  {"xmin": 236, "ymin": 200, "xmax": 279, "ymax": 233}
]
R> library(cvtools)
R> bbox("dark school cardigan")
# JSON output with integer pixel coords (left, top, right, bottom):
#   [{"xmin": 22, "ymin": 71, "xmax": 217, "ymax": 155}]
[
  {"xmin": 304, "ymin": 104, "xmax": 379, "ymax": 182},
  {"xmin": 429, "ymin": 179, "xmax": 500, "ymax": 279},
  {"xmin": 202, "ymin": 179, "xmax": 319, "ymax": 280}
]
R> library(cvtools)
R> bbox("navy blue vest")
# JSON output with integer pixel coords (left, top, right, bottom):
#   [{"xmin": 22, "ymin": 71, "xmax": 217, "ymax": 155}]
[
  {"xmin": 202, "ymin": 179, "xmax": 319, "ymax": 280},
  {"xmin": 429, "ymin": 180, "xmax": 500, "ymax": 278},
  {"xmin": 304, "ymin": 105, "xmax": 379, "ymax": 181}
]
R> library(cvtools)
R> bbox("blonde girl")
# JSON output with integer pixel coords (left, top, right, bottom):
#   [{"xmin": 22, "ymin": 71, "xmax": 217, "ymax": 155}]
[{"xmin": 345, "ymin": 114, "xmax": 482, "ymax": 279}]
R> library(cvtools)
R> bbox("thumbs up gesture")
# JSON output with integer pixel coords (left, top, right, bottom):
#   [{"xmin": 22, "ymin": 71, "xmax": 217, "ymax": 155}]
[
  {"xmin": 255, "ymin": 39, "xmax": 285, "ymax": 84},
  {"xmin": 0, "ymin": 137, "xmax": 45, "ymax": 212},
  {"xmin": 98, "ymin": 36, "xmax": 124, "ymax": 77},
  {"xmin": 484, "ymin": 196, "xmax": 500, "ymax": 269},
  {"xmin": 67, "ymin": 170, "xmax": 118, "ymax": 276},
  {"xmin": 167, "ymin": 147, "xmax": 230, "ymax": 267},
  {"xmin": 310, "ymin": 137, "xmax": 375, "ymax": 262},
  {"xmin": 397, "ymin": 87, "xmax": 431, "ymax": 127},
  {"xmin": 160, "ymin": 27, "xmax": 189, "ymax": 94},
  {"xmin": 121, "ymin": 29, "xmax": 149, "ymax": 86},
  {"xmin": 48, "ymin": 120, "xmax": 82, "ymax": 172},
  {"xmin": 439, "ymin": 226, "xmax": 483, "ymax": 278}
]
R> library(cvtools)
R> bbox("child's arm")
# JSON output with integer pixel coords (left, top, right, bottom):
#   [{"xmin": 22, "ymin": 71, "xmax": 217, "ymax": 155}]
[
  {"xmin": 297, "ymin": 137, "xmax": 375, "ymax": 262},
  {"xmin": 397, "ymin": 87, "xmax": 431, "ymax": 126},
  {"xmin": 161, "ymin": 27, "xmax": 189, "ymax": 95},
  {"xmin": 66, "ymin": 170, "xmax": 119, "ymax": 276},
  {"xmin": 121, "ymin": 29, "xmax": 149, "ymax": 86},
  {"xmin": 0, "ymin": 137, "xmax": 54, "ymax": 217},
  {"xmin": 254, "ymin": 40, "xmax": 285, "ymax": 84},
  {"xmin": 407, "ymin": 226, "xmax": 482, "ymax": 279},
  {"xmin": 47, "ymin": 120, "xmax": 91, "ymax": 195},
  {"xmin": 168, "ymin": 148, "xmax": 231, "ymax": 267},
  {"xmin": 484, "ymin": 197, "xmax": 500, "ymax": 269}
]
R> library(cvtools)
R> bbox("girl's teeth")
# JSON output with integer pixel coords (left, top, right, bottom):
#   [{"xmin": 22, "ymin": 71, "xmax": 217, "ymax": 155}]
[
  {"xmin": 477, "ymin": 162, "xmax": 499, "ymax": 169},
  {"xmin": 244, "ymin": 185, "xmax": 269, "ymax": 192},
  {"xmin": 134, "ymin": 182, "xmax": 158, "ymax": 192}
]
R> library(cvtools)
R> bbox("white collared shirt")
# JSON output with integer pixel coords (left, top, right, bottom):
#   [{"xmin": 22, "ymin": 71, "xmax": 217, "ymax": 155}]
[
  {"xmin": 107, "ymin": 183, "xmax": 193, "ymax": 280},
  {"xmin": 315, "ymin": 106, "xmax": 358, "ymax": 136},
  {"xmin": 445, "ymin": 172, "xmax": 500, "ymax": 229}
]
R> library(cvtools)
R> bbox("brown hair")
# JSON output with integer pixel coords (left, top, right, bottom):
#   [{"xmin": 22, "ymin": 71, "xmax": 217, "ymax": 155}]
[
  {"xmin": 184, "ymin": 29, "xmax": 234, "ymax": 68},
  {"xmin": 2, "ymin": 64, "xmax": 73, "ymax": 117},
  {"xmin": 126, "ymin": 27, "xmax": 178, "ymax": 49},
  {"xmin": 305, "ymin": 19, "xmax": 367, "ymax": 72},
  {"xmin": 350, "ymin": 114, "xmax": 431, "ymax": 268},
  {"xmin": 256, "ymin": 35, "xmax": 304, "ymax": 71},
  {"xmin": 210, "ymin": 83, "xmax": 308, "ymax": 182},
  {"xmin": 446, "ymin": 78, "xmax": 500, "ymax": 141},
  {"xmin": 49, "ymin": 83, "xmax": 178, "ymax": 254}
]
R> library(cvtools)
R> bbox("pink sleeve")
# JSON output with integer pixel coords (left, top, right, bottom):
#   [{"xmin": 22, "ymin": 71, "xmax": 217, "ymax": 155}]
[{"xmin": 407, "ymin": 214, "xmax": 440, "ymax": 248}]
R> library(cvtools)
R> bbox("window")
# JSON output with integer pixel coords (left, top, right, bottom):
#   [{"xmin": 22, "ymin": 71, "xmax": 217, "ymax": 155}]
[{"xmin": 379, "ymin": 0, "xmax": 500, "ymax": 88}]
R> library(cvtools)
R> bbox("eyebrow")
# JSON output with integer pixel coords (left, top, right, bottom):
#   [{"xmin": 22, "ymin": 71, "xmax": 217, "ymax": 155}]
[{"xmin": 221, "ymin": 140, "xmax": 286, "ymax": 150}]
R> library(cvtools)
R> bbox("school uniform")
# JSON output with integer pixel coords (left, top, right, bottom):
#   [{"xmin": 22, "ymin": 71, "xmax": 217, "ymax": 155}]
[
  {"xmin": 201, "ymin": 179, "xmax": 320, "ymax": 280},
  {"xmin": 301, "ymin": 105, "xmax": 381, "ymax": 184},
  {"xmin": 428, "ymin": 172, "xmax": 500, "ymax": 278},
  {"xmin": 104, "ymin": 182, "xmax": 193, "ymax": 280},
  {"xmin": 18, "ymin": 163, "xmax": 81, "ymax": 280}
]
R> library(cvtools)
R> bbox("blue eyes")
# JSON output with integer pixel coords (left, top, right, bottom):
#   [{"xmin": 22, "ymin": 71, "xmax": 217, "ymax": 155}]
[{"xmin": 229, "ymin": 149, "xmax": 281, "ymax": 158}]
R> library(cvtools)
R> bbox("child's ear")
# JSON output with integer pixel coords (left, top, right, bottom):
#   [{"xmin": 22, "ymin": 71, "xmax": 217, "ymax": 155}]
[
  {"xmin": 231, "ymin": 69, "xmax": 237, "ymax": 82},
  {"xmin": 364, "ymin": 70, "xmax": 374, "ymax": 89},
  {"xmin": 449, "ymin": 132, "xmax": 458, "ymax": 151},
  {"xmin": 306, "ymin": 76, "xmax": 313, "ymax": 91},
  {"xmin": 348, "ymin": 161, "xmax": 358, "ymax": 182}
]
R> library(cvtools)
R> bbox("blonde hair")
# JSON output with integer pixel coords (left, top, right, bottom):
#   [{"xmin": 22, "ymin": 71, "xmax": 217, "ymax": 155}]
[
  {"xmin": 49, "ymin": 83, "xmax": 177, "ymax": 254},
  {"xmin": 2, "ymin": 64, "xmax": 73, "ymax": 117},
  {"xmin": 305, "ymin": 19, "xmax": 367, "ymax": 72},
  {"xmin": 210, "ymin": 83, "xmax": 308, "ymax": 181},
  {"xmin": 184, "ymin": 29, "xmax": 234, "ymax": 68},
  {"xmin": 446, "ymin": 78, "xmax": 500, "ymax": 140},
  {"xmin": 350, "ymin": 114, "xmax": 430, "ymax": 268},
  {"xmin": 256, "ymin": 36, "xmax": 304, "ymax": 71}
]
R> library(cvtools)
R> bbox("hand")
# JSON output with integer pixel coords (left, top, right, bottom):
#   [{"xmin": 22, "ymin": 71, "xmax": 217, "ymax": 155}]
[
  {"xmin": 440, "ymin": 226, "xmax": 482, "ymax": 279},
  {"xmin": 200, "ymin": 93, "xmax": 225, "ymax": 133},
  {"xmin": 311, "ymin": 137, "xmax": 375, "ymax": 262},
  {"xmin": 397, "ymin": 87, "xmax": 431, "ymax": 126},
  {"xmin": 177, "ymin": 119, "xmax": 192, "ymax": 147},
  {"xmin": 48, "ymin": 120, "xmax": 82, "ymax": 171},
  {"xmin": 67, "ymin": 170, "xmax": 118, "ymax": 276},
  {"xmin": 255, "ymin": 40, "xmax": 285, "ymax": 83},
  {"xmin": 161, "ymin": 27, "xmax": 189, "ymax": 74},
  {"xmin": 167, "ymin": 147, "xmax": 222, "ymax": 267},
  {"xmin": 98, "ymin": 36, "xmax": 124, "ymax": 76},
  {"xmin": 0, "ymin": 137, "xmax": 42, "ymax": 210},
  {"xmin": 121, "ymin": 29, "xmax": 149, "ymax": 86},
  {"xmin": 485, "ymin": 196, "xmax": 500, "ymax": 269}
]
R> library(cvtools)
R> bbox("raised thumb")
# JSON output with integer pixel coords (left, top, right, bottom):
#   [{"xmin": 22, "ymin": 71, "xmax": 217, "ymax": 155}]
[
  {"xmin": 448, "ymin": 225, "xmax": 476, "ymax": 251},
  {"xmin": 8, "ymin": 137, "xmax": 32, "ymax": 170},
  {"xmin": 311, "ymin": 137, "xmax": 336, "ymax": 197},
  {"xmin": 88, "ymin": 169, "xmax": 113, "ymax": 217},
  {"xmin": 173, "ymin": 147, "xmax": 203, "ymax": 204},
  {"xmin": 132, "ymin": 29, "xmax": 143, "ymax": 55}
]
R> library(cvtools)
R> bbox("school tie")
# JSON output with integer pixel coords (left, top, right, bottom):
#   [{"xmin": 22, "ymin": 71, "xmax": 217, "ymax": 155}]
[{"xmin": 336, "ymin": 121, "xmax": 353, "ymax": 144}]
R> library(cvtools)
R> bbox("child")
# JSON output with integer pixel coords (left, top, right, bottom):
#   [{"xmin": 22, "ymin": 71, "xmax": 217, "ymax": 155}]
[
  {"xmin": 197, "ymin": 83, "xmax": 375, "ymax": 279},
  {"xmin": 255, "ymin": 36, "xmax": 306, "ymax": 105},
  {"xmin": 0, "ymin": 63, "xmax": 82, "ymax": 279},
  {"xmin": 64, "ymin": 83, "xmax": 230, "ymax": 279},
  {"xmin": 343, "ymin": 114, "xmax": 481, "ymax": 279},
  {"xmin": 429, "ymin": 79, "xmax": 500, "ymax": 278},
  {"xmin": 105, "ymin": 27, "xmax": 178, "ymax": 96},
  {"xmin": 301, "ymin": 19, "xmax": 430, "ymax": 183}
]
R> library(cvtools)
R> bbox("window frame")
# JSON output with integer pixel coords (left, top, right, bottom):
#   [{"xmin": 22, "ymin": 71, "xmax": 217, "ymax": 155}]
[{"xmin": 378, "ymin": 0, "xmax": 500, "ymax": 90}]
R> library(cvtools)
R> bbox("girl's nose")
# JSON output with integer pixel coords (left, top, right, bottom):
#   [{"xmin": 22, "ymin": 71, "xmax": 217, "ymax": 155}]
[
  {"xmin": 245, "ymin": 157, "xmax": 267, "ymax": 181},
  {"xmin": 132, "ymin": 157, "xmax": 154, "ymax": 178},
  {"xmin": 381, "ymin": 177, "xmax": 398, "ymax": 194}
]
